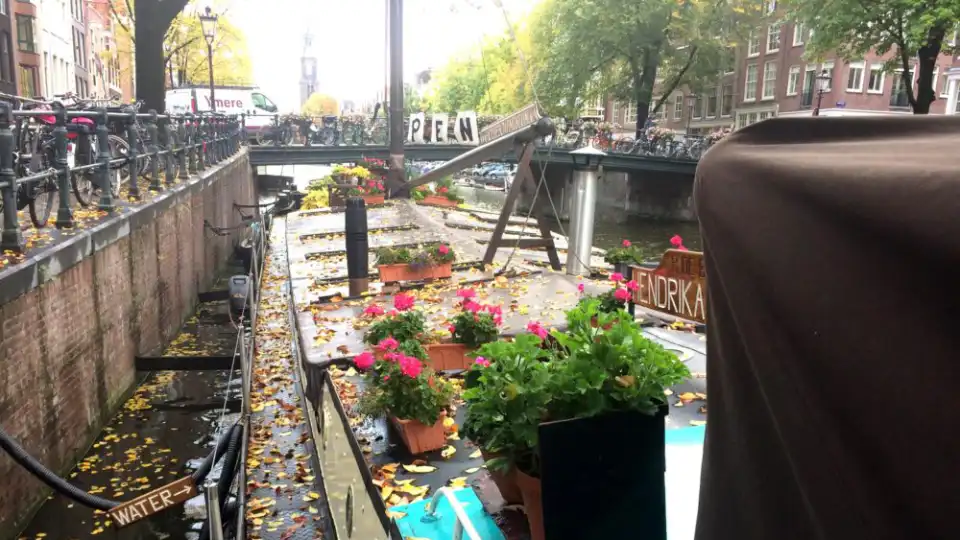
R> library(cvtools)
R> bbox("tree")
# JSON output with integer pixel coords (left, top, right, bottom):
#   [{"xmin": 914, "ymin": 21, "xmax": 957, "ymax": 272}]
[
  {"xmin": 783, "ymin": 0, "xmax": 960, "ymax": 114},
  {"xmin": 302, "ymin": 93, "xmax": 339, "ymax": 117},
  {"xmin": 164, "ymin": 12, "xmax": 253, "ymax": 87},
  {"xmin": 531, "ymin": 0, "xmax": 760, "ymax": 136}
]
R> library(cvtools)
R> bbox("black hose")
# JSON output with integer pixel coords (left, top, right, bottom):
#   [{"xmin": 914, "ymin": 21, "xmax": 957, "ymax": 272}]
[
  {"xmin": 190, "ymin": 424, "xmax": 241, "ymax": 484},
  {"xmin": 198, "ymin": 424, "xmax": 244, "ymax": 540},
  {"xmin": 0, "ymin": 425, "xmax": 118, "ymax": 511}
]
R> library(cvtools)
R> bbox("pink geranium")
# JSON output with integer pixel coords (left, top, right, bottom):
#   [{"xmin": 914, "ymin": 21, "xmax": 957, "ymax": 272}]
[
  {"xmin": 610, "ymin": 272, "xmax": 624, "ymax": 282},
  {"xmin": 448, "ymin": 324, "xmax": 457, "ymax": 334},
  {"xmin": 376, "ymin": 337, "xmax": 399, "ymax": 351},
  {"xmin": 438, "ymin": 244, "xmax": 450, "ymax": 255},
  {"xmin": 456, "ymin": 288, "xmax": 476, "ymax": 299},
  {"xmin": 354, "ymin": 352, "xmax": 375, "ymax": 370},
  {"xmin": 577, "ymin": 282, "xmax": 585, "ymax": 293},
  {"xmin": 526, "ymin": 321, "xmax": 549, "ymax": 340},
  {"xmin": 363, "ymin": 304, "xmax": 385, "ymax": 317},
  {"xmin": 384, "ymin": 351, "xmax": 400, "ymax": 362},
  {"xmin": 614, "ymin": 288, "xmax": 631, "ymax": 302},
  {"xmin": 463, "ymin": 300, "xmax": 482, "ymax": 313},
  {"xmin": 622, "ymin": 239, "xmax": 632, "ymax": 247},
  {"xmin": 474, "ymin": 356, "xmax": 491, "ymax": 368},
  {"xmin": 399, "ymin": 355, "xmax": 423, "ymax": 378},
  {"xmin": 670, "ymin": 235, "xmax": 687, "ymax": 251},
  {"xmin": 393, "ymin": 293, "xmax": 415, "ymax": 311},
  {"xmin": 625, "ymin": 280, "xmax": 639, "ymax": 292}
]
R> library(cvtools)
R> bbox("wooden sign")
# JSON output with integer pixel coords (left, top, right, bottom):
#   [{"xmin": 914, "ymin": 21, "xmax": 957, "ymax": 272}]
[
  {"xmin": 631, "ymin": 249, "xmax": 707, "ymax": 324},
  {"xmin": 479, "ymin": 103, "xmax": 541, "ymax": 144},
  {"xmin": 108, "ymin": 476, "xmax": 198, "ymax": 528}
]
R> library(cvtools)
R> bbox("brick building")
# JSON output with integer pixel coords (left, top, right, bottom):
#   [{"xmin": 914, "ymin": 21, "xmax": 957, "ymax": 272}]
[
  {"xmin": 13, "ymin": 0, "xmax": 40, "ymax": 97},
  {"xmin": 0, "ymin": 0, "xmax": 16, "ymax": 96}
]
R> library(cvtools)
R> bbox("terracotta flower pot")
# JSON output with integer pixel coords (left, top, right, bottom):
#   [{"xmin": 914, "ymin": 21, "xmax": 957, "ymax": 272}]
[
  {"xmin": 515, "ymin": 469, "xmax": 545, "ymax": 540},
  {"xmin": 480, "ymin": 449, "xmax": 523, "ymax": 505},
  {"xmin": 361, "ymin": 194, "xmax": 385, "ymax": 205},
  {"xmin": 389, "ymin": 411, "xmax": 447, "ymax": 454},
  {"xmin": 425, "ymin": 342, "xmax": 472, "ymax": 371},
  {"xmin": 378, "ymin": 262, "xmax": 453, "ymax": 283},
  {"xmin": 420, "ymin": 194, "xmax": 459, "ymax": 207}
]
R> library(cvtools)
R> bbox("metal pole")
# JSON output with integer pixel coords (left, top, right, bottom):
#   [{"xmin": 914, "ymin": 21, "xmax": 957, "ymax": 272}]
[
  {"xmin": 0, "ymin": 102, "xmax": 24, "ymax": 253},
  {"xmin": 204, "ymin": 482, "xmax": 224, "ymax": 540},
  {"xmin": 345, "ymin": 197, "xmax": 370, "ymax": 296},
  {"xmin": 126, "ymin": 111, "xmax": 141, "ymax": 199},
  {"xmin": 147, "ymin": 110, "xmax": 161, "ymax": 191},
  {"xmin": 387, "ymin": 0, "xmax": 405, "ymax": 195},
  {"xmin": 53, "ymin": 108, "xmax": 74, "ymax": 228},
  {"xmin": 96, "ymin": 108, "xmax": 115, "ymax": 211},
  {"xmin": 566, "ymin": 166, "xmax": 598, "ymax": 276},
  {"xmin": 813, "ymin": 88, "xmax": 823, "ymax": 117},
  {"xmin": 208, "ymin": 43, "xmax": 216, "ymax": 112}
]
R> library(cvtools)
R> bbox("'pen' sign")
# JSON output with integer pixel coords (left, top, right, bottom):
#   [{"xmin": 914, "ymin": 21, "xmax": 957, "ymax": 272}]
[
  {"xmin": 631, "ymin": 250, "xmax": 707, "ymax": 324},
  {"xmin": 108, "ymin": 476, "xmax": 198, "ymax": 528},
  {"xmin": 408, "ymin": 111, "xmax": 478, "ymax": 145}
]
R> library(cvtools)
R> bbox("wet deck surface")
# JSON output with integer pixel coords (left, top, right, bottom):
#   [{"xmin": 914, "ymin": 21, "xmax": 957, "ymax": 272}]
[{"xmin": 268, "ymin": 199, "xmax": 708, "ymax": 539}]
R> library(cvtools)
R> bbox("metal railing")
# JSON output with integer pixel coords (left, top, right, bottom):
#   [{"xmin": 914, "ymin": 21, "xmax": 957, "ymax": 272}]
[{"xmin": 0, "ymin": 102, "xmax": 245, "ymax": 254}]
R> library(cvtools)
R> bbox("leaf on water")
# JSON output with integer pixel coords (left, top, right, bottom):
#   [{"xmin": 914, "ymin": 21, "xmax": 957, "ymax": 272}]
[
  {"xmin": 402, "ymin": 464, "xmax": 437, "ymax": 474},
  {"xmin": 469, "ymin": 449, "xmax": 482, "ymax": 459},
  {"xmin": 464, "ymin": 467, "xmax": 480, "ymax": 474},
  {"xmin": 440, "ymin": 446, "xmax": 456, "ymax": 459}
]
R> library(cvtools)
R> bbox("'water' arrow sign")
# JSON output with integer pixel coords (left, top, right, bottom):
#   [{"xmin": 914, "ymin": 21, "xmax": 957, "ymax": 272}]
[{"xmin": 108, "ymin": 476, "xmax": 198, "ymax": 528}]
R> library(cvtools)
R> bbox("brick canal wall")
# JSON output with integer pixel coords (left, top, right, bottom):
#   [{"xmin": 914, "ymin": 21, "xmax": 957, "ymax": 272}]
[{"xmin": 0, "ymin": 149, "xmax": 255, "ymax": 534}]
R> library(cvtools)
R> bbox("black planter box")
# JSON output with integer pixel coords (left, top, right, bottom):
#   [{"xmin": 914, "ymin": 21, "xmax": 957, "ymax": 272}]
[{"xmin": 539, "ymin": 406, "xmax": 668, "ymax": 540}]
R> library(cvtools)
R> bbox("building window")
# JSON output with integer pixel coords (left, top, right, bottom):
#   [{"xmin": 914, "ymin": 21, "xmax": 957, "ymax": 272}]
[
  {"xmin": 747, "ymin": 31, "xmax": 760, "ymax": 57},
  {"xmin": 793, "ymin": 22, "xmax": 805, "ymax": 46},
  {"xmin": 626, "ymin": 103, "xmax": 637, "ymax": 124},
  {"xmin": 931, "ymin": 66, "xmax": 940, "ymax": 97},
  {"xmin": 721, "ymin": 84, "xmax": 733, "ymax": 116},
  {"xmin": 18, "ymin": 64, "xmax": 37, "ymax": 97},
  {"xmin": 693, "ymin": 95, "xmax": 703, "ymax": 118},
  {"xmin": 744, "ymin": 64, "xmax": 758, "ymax": 101},
  {"xmin": 0, "ymin": 0, "xmax": 6, "ymax": 16},
  {"xmin": 767, "ymin": 24, "xmax": 781, "ymax": 53},
  {"xmin": 846, "ymin": 61, "xmax": 864, "ymax": 92},
  {"xmin": 673, "ymin": 97, "xmax": 683, "ymax": 120},
  {"xmin": 0, "ymin": 32, "xmax": 10, "ymax": 83},
  {"xmin": 867, "ymin": 64, "xmax": 885, "ymax": 94},
  {"xmin": 891, "ymin": 65, "xmax": 914, "ymax": 107},
  {"xmin": 762, "ymin": 61, "xmax": 777, "ymax": 99},
  {"xmin": 786, "ymin": 66, "xmax": 800, "ymax": 95},
  {"xmin": 941, "ymin": 72, "xmax": 951, "ymax": 97},
  {"xmin": 706, "ymin": 88, "xmax": 717, "ymax": 117},
  {"xmin": 611, "ymin": 102, "xmax": 619, "ymax": 123},
  {"xmin": 16, "ymin": 14, "xmax": 35, "ymax": 53},
  {"xmin": 820, "ymin": 61, "xmax": 834, "ymax": 91}
]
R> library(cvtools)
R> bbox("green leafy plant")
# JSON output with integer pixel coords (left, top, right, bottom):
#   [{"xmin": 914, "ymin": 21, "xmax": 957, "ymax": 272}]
[
  {"xmin": 449, "ymin": 293, "xmax": 502, "ymax": 348},
  {"xmin": 577, "ymin": 288, "xmax": 628, "ymax": 314},
  {"xmin": 356, "ymin": 352, "xmax": 454, "ymax": 425},
  {"xmin": 363, "ymin": 310, "xmax": 426, "ymax": 345},
  {"xmin": 461, "ymin": 334, "xmax": 554, "ymax": 474},
  {"xmin": 375, "ymin": 244, "xmax": 456, "ymax": 267},
  {"xmin": 348, "ymin": 178, "xmax": 386, "ymax": 196},
  {"xmin": 412, "ymin": 185, "xmax": 431, "ymax": 201},
  {"xmin": 604, "ymin": 239, "xmax": 644, "ymax": 265}
]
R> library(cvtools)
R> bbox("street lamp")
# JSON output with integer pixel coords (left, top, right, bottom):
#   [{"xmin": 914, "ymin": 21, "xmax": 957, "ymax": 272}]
[
  {"xmin": 199, "ymin": 6, "xmax": 219, "ymax": 111},
  {"xmin": 813, "ymin": 69, "xmax": 831, "ymax": 117},
  {"xmin": 567, "ymin": 143, "xmax": 607, "ymax": 276},
  {"xmin": 685, "ymin": 93, "xmax": 697, "ymax": 133}
]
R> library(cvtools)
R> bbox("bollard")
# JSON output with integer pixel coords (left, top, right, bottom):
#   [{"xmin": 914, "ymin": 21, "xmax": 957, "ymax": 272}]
[
  {"xmin": 204, "ymin": 482, "xmax": 224, "ymax": 540},
  {"xmin": 345, "ymin": 197, "xmax": 370, "ymax": 296},
  {"xmin": 197, "ymin": 118, "xmax": 207, "ymax": 172},
  {"xmin": 0, "ymin": 101, "xmax": 23, "ymax": 252},
  {"xmin": 147, "ymin": 110, "xmax": 161, "ymax": 191},
  {"xmin": 186, "ymin": 116, "xmax": 198, "ymax": 174},
  {"xmin": 126, "ymin": 111, "xmax": 140, "ymax": 199},
  {"xmin": 177, "ymin": 118, "xmax": 189, "ymax": 179},
  {"xmin": 53, "ymin": 107, "xmax": 74, "ymax": 228},
  {"xmin": 161, "ymin": 118, "xmax": 174, "ymax": 186},
  {"xmin": 240, "ymin": 113, "xmax": 247, "ymax": 145},
  {"xmin": 96, "ymin": 108, "xmax": 115, "ymax": 211}
]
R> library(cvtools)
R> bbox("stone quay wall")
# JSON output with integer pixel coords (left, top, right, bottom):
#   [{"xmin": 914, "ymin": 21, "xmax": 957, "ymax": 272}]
[{"xmin": 0, "ymin": 149, "xmax": 254, "ymax": 534}]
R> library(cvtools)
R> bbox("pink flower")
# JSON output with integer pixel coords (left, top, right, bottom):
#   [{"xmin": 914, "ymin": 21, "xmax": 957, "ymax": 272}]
[
  {"xmin": 399, "ymin": 356, "xmax": 423, "ymax": 378},
  {"xmin": 463, "ymin": 300, "xmax": 482, "ymax": 313},
  {"xmin": 384, "ymin": 352, "xmax": 400, "ymax": 362},
  {"xmin": 614, "ymin": 288, "xmax": 630, "ymax": 302},
  {"xmin": 387, "ymin": 309, "xmax": 399, "ymax": 317},
  {"xmin": 437, "ymin": 186, "xmax": 448, "ymax": 194},
  {"xmin": 493, "ymin": 314, "xmax": 503, "ymax": 326},
  {"xmin": 622, "ymin": 239, "xmax": 632, "ymax": 248},
  {"xmin": 393, "ymin": 293, "xmax": 415, "ymax": 311},
  {"xmin": 526, "ymin": 321, "xmax": 548, "ymax": 340},
  {"xmin": 383, "ymin": 374, "xmax": 390, "ymax": 381},
  {"xmin": 474, "ymin": 356, "xmax": 491, "ymax": 368},
  {"xmin": 354, "ymin": 352, "xmax": 375, "ymax": 370},
  {"xmin": 363, "ymin": 304, "xmax": 385, "ymax": 317},
  {"xmin": 625, "ymin": 280, "xmax": 639, "ymax": 292},
  {"xmin": 376, "ymin": 337, "xmax": 399, "ymax": 351},
  {"xmin": 377, "ymin": 182, "xmax": 384, "ymax": 190},
  {"xmin": 456, "ymin": 288, "xmax": 476, "ymax": 299},
  {"xmin": 670, "ymin": 235, "xmax": 685, "ymax": 249},
  {"xmin": 448, "ymin": 324, "xmax": 457, "ymax": 334},
  {"xmin": 577, "ymin": 283, "xmax": 585, "ymax": 293},
  {"xmin": 438, "ymin": 244, "xmax": 450, "ymax": 255},
  {"xmin": 610, "ymin": 272, "xmax": 624, "ymax": 282}
]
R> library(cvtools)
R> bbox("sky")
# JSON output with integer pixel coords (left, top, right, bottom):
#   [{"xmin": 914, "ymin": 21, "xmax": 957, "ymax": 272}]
[{"xmin": 227, "ymin": 0, "xmax": 539, "ymax": 112}]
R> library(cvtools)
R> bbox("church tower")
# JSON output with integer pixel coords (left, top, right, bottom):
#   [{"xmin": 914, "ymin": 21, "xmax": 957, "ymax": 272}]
[{"xmin": 299, "ymin": 32, "xmax": 318, "ymax": 108}]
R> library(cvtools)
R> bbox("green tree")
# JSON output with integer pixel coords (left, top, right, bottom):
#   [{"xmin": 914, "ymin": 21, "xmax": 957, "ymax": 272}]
[
  {"xmin": 164, "ymin": 11, "xmax": 253, "ymax": 86},
  {"xmin": 302, "ymin": 93, "xmax": 339, "ymax": 117},
  {"xmin": 783, "ymin": 0, "xmax": 960, "ymax": 114},
  {"xmin": 531, "ymin": 0, "xmax": 760, "ymax": 136}
]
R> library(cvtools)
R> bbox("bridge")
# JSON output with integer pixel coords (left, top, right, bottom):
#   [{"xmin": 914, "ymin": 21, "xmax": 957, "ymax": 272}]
[{"xmin": 248, "ymin": 143, "xmax": 700, "ymax": 174}]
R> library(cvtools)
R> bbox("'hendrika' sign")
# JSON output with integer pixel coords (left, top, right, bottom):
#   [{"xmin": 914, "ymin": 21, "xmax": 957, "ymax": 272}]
[
  {"xmin": 631, "ymin": 250, "xmax": 707, "ymax": 324},
  {"xmin": 479, "ymin": 103, "xmax": 541, "ymax": 144}
]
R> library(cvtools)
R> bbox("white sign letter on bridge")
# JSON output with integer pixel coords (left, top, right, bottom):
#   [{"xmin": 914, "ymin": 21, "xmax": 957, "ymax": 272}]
[
  {"xmin": 408, "ymin": 112, "xmax": 425, "ymax": 143},
  {"xmin": 454, "ymin": 111, "xmax": 478, "ymax": 145},
  {"xmin": 433, "ymin": 113, "xmax": 449, "ymax": 143}
]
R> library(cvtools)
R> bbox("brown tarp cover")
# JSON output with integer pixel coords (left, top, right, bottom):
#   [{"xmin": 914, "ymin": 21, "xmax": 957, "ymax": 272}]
[{"xmin": 692, "ymin": 116, "xmax": 959, "ymax": 540}]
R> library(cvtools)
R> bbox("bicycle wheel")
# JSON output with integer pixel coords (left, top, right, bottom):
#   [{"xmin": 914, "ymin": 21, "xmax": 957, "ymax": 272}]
[
  {"xmin": 29, "ymin": 178, "xmax": 56, "ymax": 228},
  {"xmin": 319, "ymin": 127, "xmax": 336, "ymax": 146},
  {"xmin": 613, "ymin": 138, "xmax": 634, "ymax": 153},
  {"xmin": 71, "ymin": 138, "xmax": 97, "ymax": 207}
]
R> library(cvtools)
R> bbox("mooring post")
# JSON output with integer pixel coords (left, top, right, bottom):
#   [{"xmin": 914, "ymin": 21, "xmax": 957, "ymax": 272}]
[
  {"xmin": 96, "ymin": 108, "xmax": 115, "ymax": 212},
  {"xmin": 345, "ymin": 197, "xmax": 370, "ymax": 296},
  {"xmin": 204, "ymin": 482, "xmax": 224, "ymax": 540},
  {"xmin": 0, "ymin": 102, "xmax": 24, "ymax": 253},
  {"xmin": 566, "ymin": 145, "xmax": 607, "ymax": 276},
  {"xmin": 126, "ymin": 111, "xmax": 141, "ymax": 199},
  {"xmin": 53, "ymin": 107, "xmax": 74, "ymax": 228}
]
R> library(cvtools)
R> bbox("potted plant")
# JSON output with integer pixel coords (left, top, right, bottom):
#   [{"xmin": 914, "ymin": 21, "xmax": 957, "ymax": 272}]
[
  {"xmin": 515, "ymin": 300, "xmax": 691, "ymax": 540},
  {"xmin": 362, "ymin": 293, "xmax": 425, "ymax": 345},
  {"xmin": 604, "ymin": 238, "xmax": 644, "ymax": 277},
  {"xmin": 420, "ymin": 177, "xmax": 464, "ymax": 207},
  {"xmin": 576, "ymin": 273, "xmax": 637, "ymax": 316},
  {"xmin": 348, "ymin": 178, "xmax": 387, "ymax": 205},
  {"xmin": 411, "ymin": 185, "xmax": 431, "ymax": 202},
  {"xmin": 358, "ymin": 157, "xmax": 388, "ymax": 176},
  {"xmin": 427, "ymin": 289, "xmax": 503, "ymax": 371},
  {"xmin": 461, "ymin": 333, "xmax": 554, "ymax": 506},
  {"xmin": 375, "ymin": 244, "xmax": 456, "ymax": 282},
  {"xmin": 354, "ymin": 350, "xmax": 455, "ymax": 454}
]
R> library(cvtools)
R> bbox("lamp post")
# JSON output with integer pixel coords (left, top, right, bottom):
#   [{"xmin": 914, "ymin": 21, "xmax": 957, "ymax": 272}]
[
  {"xmin": 566, "ymin": 143, "xmax": 607, "ymax": 276},
  {"xmin": 813, "ymin": 69, "xmax": 830, "ymax": 117},
  {"xmin": 685, "ymin": 93, "xmax": 697, "ymax": 133},
  {"xmin": 199, "ymin": 7, "xmax": 219, "ymax": 111}
]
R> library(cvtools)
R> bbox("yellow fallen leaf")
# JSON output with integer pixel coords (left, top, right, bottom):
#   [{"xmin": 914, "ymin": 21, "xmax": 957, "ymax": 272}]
[
  {"xmin": 440, "ymin": 446, "xmax": 456, "ymax": 459},
  {"xmin": 308, "ymin": 491, "xmax": 321, "ymax": 499},
  {"xmin": 678, "ymin": 392, "xmax": 697, "ymax": 401},
  {"xmin": 442, "ymin": 416, "xmax": 455, "ymax": 429},
  {"xmin": 308, "ymin": 506, "xmax": 318, "ymax": 514},
  {"xmin": 469, "ymin": 449, "xmax": 482, "ymax": 459},
  {"xmin": 402, "ymin": 464, "xmax": 437, "ymax": 474},
  {"xmin": 614, "ymin": 375, "xmax": 635, "ymax": 387},
  {"xmin": 464, "ymin": 467, "xmax": 480, "ymax": 474},
  {"xmin": 448, "ymin": 477, "xmax": 468, "ymax": 488},
  {"xmin": 386, "ymin": 510, "xmax": 407, "ymax": 520},
  {"xmin": 689, "ymin": 420, "xmax": 707, "ymax": 426},
  {"xmin": 663, "ymin": 389, "xmax": 674, "ymax": 396}
]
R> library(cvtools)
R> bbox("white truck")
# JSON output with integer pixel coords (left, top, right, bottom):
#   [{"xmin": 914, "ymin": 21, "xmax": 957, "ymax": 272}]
[{"xmin": 165, "ymin": 86, "xmax": 280, "ymax": 138}]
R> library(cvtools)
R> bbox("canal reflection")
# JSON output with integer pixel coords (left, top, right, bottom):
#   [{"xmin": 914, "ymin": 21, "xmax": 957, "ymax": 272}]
[{"xmin": 267, "ymin": 164, "xmax": 703, "ymax": 255}]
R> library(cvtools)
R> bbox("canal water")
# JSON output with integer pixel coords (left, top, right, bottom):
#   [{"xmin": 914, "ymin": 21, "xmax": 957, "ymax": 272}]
[{"xmin": 265, "ymin": 164, "xmax": 703, "ymax": 254}]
